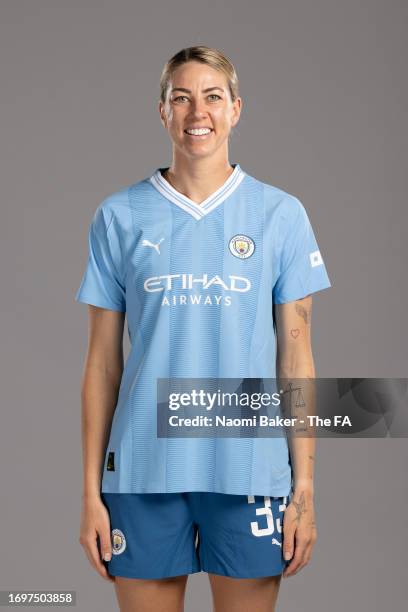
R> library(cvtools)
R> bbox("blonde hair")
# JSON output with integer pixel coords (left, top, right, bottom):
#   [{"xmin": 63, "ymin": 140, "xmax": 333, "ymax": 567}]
[{"xmin": 159, "ymin": 45, "xmax": 239, "ymax": 104}]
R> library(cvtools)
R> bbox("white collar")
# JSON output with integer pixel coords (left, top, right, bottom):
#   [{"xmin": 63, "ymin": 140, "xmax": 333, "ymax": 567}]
[{"xmin": 149, "ymin": 163, "xmax": 246, "ymax": 220}]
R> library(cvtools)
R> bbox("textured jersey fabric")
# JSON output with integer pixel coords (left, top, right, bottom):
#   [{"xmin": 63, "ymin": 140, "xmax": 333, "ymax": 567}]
[{"xmin": 75, "ymin": 163, "xmax": 332, "ymax": 496}]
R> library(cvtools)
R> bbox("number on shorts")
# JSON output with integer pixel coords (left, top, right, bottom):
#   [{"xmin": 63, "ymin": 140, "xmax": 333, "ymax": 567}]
[{"xmin": 247, "ymin": 495, "xmax": 288, "ymax": 537}]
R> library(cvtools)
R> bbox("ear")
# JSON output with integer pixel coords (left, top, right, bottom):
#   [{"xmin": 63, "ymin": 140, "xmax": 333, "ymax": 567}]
[
  {"xmin": 231, "ymin": 97, "xmax": 242, "ymax": 127},
  {"xmin": 158, "ymin": 101, "xmax": 167, "ymax": 128}
]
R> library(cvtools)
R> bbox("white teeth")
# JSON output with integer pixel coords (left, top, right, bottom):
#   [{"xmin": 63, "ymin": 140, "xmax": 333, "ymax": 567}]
[{"xmin": 186, "ymin": 128, "xmax": 212, "ymax": 135}]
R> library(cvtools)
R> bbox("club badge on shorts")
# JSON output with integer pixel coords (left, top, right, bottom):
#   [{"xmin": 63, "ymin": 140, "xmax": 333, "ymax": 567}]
[
  {"xmin": 111, "ymin": 528, "xmax": 126, "ymax": 555},
  {"xmin": 229, "ymin": 234, "xmax": 255, "ymax": 259}
]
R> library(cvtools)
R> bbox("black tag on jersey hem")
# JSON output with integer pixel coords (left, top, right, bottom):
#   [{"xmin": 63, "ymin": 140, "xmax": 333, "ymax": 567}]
[{"xmin": 107, "ymin": 451, "xmax": 115, "ymax": 471}]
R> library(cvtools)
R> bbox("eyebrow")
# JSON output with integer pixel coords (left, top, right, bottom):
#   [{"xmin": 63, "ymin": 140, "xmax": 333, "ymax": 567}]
[{"xmin": 170, "ymin": 87, "xmax": 224, "ymax": 94}]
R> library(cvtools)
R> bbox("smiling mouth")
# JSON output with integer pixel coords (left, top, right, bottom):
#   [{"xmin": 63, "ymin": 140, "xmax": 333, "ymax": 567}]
[{"xmin": 184, "ymin": 128, "xmax": 214, "ymax": 138}]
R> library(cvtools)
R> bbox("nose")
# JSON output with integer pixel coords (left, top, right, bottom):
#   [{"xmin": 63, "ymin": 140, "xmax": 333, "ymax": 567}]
[{"xmin": 190, "ymin": 98, "xmax": 207, "ymax": 117}]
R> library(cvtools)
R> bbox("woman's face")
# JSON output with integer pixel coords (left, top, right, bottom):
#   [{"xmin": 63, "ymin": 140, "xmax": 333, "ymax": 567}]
[{"xmin": 159, "ymin": 61, "xmax": 241, "ymax": 161}]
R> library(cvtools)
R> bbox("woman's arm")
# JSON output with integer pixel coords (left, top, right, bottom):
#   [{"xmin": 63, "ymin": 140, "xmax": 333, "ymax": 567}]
[
  {"xmin": 274, "ymin": 295, "xmax": 317, "ymax": 577},
  {"xmin": 80, "ymin": 306, "xmax": 125, "ymax": 499},
  {"xmin": 78, "ymin": 305, "xmax": 125, "ymax": 581}
]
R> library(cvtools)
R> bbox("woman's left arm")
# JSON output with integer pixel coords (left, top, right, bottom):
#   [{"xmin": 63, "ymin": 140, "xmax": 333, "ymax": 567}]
[{"xmin": 274, "ymin": 295, "xmax": 318, "ymax": 578}]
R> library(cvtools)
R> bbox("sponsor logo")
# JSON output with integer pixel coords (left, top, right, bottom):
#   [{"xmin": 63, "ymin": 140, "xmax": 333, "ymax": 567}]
[{"xmin": 144, "ymin": 273, "xmax": 251, "ymax": 293}]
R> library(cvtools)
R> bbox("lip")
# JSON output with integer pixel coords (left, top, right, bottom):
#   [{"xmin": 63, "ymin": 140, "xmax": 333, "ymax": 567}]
[
  {"xmin": 184, "ymin": 127, "xmax": 214, "ymax": 133},
  {"xmin": 184, "ymin": 129, "xmax": 214, "ymax": 141}
]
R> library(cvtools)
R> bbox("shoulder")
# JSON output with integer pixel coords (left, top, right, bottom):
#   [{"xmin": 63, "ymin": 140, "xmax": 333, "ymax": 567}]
[
  {"xmin": 96, "ymin": 182, "xmax": 132, "ymax": 220},
  {"xmin": 244, "ymin": 172, "xmax": 306, "ymax": 223},
  {"xmin": 92, "ymin": 175, "xmax": 152, "ymax": 228}
]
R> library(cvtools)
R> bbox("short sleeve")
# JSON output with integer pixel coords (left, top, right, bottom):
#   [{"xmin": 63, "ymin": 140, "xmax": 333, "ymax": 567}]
[
  {"xmin": 75, "ymin": 205, "xmax": 126, "ymax": 312},
  {"xmin": 272, "ymin": 198, "xmax": 332, "ymax": 304}
]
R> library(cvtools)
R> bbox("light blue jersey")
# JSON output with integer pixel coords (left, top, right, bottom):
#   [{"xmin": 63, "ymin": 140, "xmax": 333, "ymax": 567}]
[{"xmin": 75, "ymin": 163, "xmax": 332, "ymax": 496}]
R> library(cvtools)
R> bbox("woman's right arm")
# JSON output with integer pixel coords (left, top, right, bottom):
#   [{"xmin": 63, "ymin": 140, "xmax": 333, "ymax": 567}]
[{"xmin": 78, "ymin": 305, "xmax": 125, "ymax": 582}]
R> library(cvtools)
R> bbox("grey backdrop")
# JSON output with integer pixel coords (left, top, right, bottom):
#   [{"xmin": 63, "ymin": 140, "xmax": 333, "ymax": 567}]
[{"xmin": 1, "ymin": 0, "xmax": 407, "ymax": 610}]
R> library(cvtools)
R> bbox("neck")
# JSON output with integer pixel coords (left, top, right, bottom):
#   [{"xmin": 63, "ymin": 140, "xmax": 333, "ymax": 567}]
[{"xmin": 163, "ymin": 155, "xmax": 235, "ymax": 205}]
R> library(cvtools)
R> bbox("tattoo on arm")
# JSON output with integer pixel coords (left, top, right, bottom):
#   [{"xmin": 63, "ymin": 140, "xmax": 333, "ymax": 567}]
[
  {"xmin": 290, "ymin": 328, "xmax": 300, "ymax": 339},
  {"xmin": 292, "ymin": 491, "xmax": 307, "ymax": 524},
  {"xmin": 295, "ymin": 303, "xmax": 310, "ymax": 324}
]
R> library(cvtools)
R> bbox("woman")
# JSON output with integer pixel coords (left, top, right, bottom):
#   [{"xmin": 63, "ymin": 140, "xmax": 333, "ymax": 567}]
[{"xmin": 76, "ymin": 46, "xmax": 331, "ymax": 612}]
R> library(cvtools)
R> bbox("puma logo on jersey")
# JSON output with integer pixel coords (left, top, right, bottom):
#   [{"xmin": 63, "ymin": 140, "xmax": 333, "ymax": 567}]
[
  {"xmin": 272, "ymin": 538, "xmax": 282, "ymax": 547},
  {"xmin": 142, "ymin": 238, "xmax": 164, "ymax": 254}
]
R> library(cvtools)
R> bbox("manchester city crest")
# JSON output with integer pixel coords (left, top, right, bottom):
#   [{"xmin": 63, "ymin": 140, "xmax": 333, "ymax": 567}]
[
  {"xmin": 111, "ymin": 528, "xmax": 126, "ymax": 555},
  {"xmin": 229, "ymin": 234, "xmax": 255, "ymax": 259}
]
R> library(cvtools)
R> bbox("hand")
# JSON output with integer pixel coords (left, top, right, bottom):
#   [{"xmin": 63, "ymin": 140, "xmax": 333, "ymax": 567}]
[
  {"xmin": 79, "ymin": 495, "xmax": 115, "ymax": 582},
  {"xmin": 282, "ymin": 488, "xmax": 317, "ymax": 577}
]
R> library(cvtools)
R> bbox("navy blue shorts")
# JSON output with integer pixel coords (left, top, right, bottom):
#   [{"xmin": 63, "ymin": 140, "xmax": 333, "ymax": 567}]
[{"xmin": 101, "ymin": 491, "xmax": 292, "ymax": 580}]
